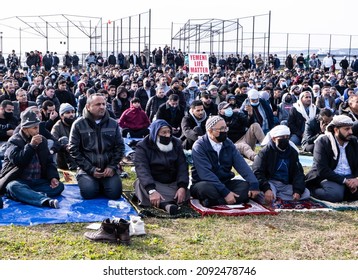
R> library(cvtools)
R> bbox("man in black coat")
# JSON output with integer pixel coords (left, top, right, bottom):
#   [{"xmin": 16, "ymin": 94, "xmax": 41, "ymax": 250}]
[
  {"xmin": 133, "ymin": 119, "xmax": 189, "ymax": 215},
  {"xmin": 0, "ymin": 110, "xmax": 64, "ymax": 208},
  {"xmin": 180, "ymin": 100, "xmax": 207, "ymax": 150},
  {"xmin": 301, "ymin": 108, "xmax": 333, "ymax": 153},
  {"xmin": 69, "ymin": 94, "xmax": 124, "ymax": 200},
  {"xmin": 155, "ymin": 94, "xmax": 184, "ymax": 138},
  {"xmin": 305, "ymin": 115, "xmax": 358, "ymax": 202},
  {"xmin": 252, "ymin": 125, "xmax": 310, "ymax": 205}
]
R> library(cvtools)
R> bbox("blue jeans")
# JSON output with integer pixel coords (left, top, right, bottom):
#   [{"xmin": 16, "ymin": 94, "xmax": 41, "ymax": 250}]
[
  {"xmin": 76, "ymin": 172, "xmax": 122, "ymax": 200},
  {"xmin": 6, "ymin": 179, "xmax": 64, "ymax": 207}
]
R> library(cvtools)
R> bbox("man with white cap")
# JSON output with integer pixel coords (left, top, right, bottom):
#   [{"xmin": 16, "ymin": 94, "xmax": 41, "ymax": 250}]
[
  {"xmin": 305, "ymin": 115, "xmax": 358, "ymax": 202},
  {"xmin": 240, "ymin": 89, "xmax": 274, "ymax": 134},
  {"xmin": 190, "ymin": 115, "xmax": 259, "ymax": 207},
  {"xmin": 252, "ymin": 125, "xmax": 310, "ymax": 204},
  {"xmin": 0, "ymin": 110, "xmax": 64, "ymax": 208}
]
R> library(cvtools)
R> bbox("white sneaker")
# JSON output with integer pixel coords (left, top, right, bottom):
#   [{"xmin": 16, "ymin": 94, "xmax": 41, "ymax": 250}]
[{"xmin": 129, "ymin": 215, "xmax": 146, "ymax": 236}]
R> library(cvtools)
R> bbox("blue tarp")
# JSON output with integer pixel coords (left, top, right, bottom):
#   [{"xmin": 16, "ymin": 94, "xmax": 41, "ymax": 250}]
[
  {"xmin": 298, "ymin": 155, "xmax": 314, "ymax": 167},
  {"xmin": 0, "ymin": 184, "xmax": 137, "ymax": 226}
]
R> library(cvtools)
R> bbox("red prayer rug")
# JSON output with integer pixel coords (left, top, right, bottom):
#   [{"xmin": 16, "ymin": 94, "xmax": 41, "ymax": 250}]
[{"xmin": 189, "ymin": 199, "xmax": 277, "ymax": 216}]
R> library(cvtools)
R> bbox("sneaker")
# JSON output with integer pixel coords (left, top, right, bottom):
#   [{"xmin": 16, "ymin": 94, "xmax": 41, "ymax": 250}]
[
  {"xmin": 120, "ymin": 171, "xmax": 129, "ymax": 178},
  {"xmin": 129, "ymin": 215, "xmax": 146, "ymax": 236},
  {"xmin": 48, "ymin": 199, "xmax": 59, "ymax": 209},
  {"xmin": 165, "ymin": 204, "xmax": 178, "ymax": 215}
]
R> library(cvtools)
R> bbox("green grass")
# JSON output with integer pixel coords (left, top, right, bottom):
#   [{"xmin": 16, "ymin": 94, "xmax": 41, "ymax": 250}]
[{"xmin": 0, "ymin": 166, "xmax": 358, "ymax": 260}]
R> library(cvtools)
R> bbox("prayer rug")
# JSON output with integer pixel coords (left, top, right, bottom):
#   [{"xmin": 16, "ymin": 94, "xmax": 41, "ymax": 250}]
[
  {"xmin": 189, "ymin": 199, "xmax": 277, "ymax": 216},
  {"xmin": 123, "ymin": 191, "xmax": 201, "ymax": 219},
  {"xmin": 269, "ymin": 197, "xmax": 331, "ymax": 212},
  {"xmin": 310, "ymin": 197, "xmax": 358, "ymax": 211}
]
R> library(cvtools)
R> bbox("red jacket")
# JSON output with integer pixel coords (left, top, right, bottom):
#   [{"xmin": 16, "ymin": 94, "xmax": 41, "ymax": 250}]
[{"xmin": 118, "ymin": 104, "xmax": 150, "ymax": 130}]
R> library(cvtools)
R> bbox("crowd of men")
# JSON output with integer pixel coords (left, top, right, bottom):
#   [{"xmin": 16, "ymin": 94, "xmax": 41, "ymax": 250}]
[{"xmin": 0, "ymin": 46, "xmax": 358, "ymax": 218}]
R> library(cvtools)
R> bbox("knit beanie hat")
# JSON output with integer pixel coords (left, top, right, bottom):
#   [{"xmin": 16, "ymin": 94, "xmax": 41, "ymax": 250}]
[
  {"xmin": 171, "ymin": 78, "xmax": 179, "ymax": 86},
  {"xmin": 59, "ymin": 103, "xmax": 75, "ymax": 116},
  {"xmin": 205, "ymin": 115, "xmax": 224, "ymax": 131}
]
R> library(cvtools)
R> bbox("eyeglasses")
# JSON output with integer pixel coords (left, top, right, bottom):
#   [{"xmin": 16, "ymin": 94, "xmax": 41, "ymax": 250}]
[{"xmin": 212, "ymin": 126, "xmax": 229, "ymax": 132}]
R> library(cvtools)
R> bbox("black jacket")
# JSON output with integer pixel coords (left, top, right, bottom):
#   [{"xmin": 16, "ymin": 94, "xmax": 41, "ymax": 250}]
[
  {"xmin": 69, "ymin": 108, "xmax": 124, "ymax": 175},
  {"xmin": 301, "ymin": 117, "xmax": 321, "ymax": 148},
  {"xmin": 287, "ymin": 106, "xmax": 320, "ymax": 138},
  {"xmin": 252, "ymin": 141, "xmax": 306, "ymax": 195},
  {"xmin": 155, "ymin": 102, "xmax": 185, "ymax": 137},
  {"xmin": 145, "ymin": 95, "xmax": 168, "ymax": 121},
  {"xmin": 0, "ymin": 130, "xmax": 59, "ymax": 194},
  {"xmin": 134, "ymin": 87, "xmax": 156, "ymax": 110},
  {"xmin": 305, "ymin": 134, "xmax": 358, "ymax": 187},
  {"xmin": 220, "ymin": 111, "xmax": 249, "ymax": 143},
  {"xmin": 134, "ymin": 129, "xmax": 189, "ymax": 192},
  {"xmin": 180, "ymin": 112, "xmax": 207, "ymax": 150}
]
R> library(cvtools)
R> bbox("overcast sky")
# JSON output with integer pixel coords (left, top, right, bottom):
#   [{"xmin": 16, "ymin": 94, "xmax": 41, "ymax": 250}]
[{"xmin": 0, "ymin": 0, "xmax": 356, "ymax": 55}]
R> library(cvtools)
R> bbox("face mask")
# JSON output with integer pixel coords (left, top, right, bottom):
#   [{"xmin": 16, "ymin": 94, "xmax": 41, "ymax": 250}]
[
  {"xmin": 159, "ymin": 135, "xmax": 172, "ymax": 145},
  {"xmin": 250, "ymin": 101, "xmax": 259, "ymax": 107},
  {"xmin": 145, "ymin": 82, "xmax": 151, "ymax": 88},
  {"xmin": 277, "ymin": 138, "xmax": 289, "ymax": 150},
  {"xmin": 281, "ymin": 82, "xmax": 287, "ymax": 88},
  {"xmin": 224, "ymin": 107, "xmax": 233, "ymax": 117},
  {"xmin": 4, "ymin": 112, "xmax": 13, "ymax": 119},
  {"xmin": 64, "ymin": 117, "xmax": 75, "ymax": 126},
  {"xmin": 215, "ymin": 132, "xmax": 227, "ymax": 143}
]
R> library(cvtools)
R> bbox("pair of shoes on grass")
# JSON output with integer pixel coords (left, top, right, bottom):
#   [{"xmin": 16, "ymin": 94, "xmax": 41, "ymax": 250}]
[{"xmin": 84, "ymin": 218, "xmax": 131, "ymax": 245}]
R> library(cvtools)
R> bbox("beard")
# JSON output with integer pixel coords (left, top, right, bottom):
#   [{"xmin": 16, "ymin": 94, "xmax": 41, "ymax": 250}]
[{"xmin": 338, "ymin": 130, "xmax": 352, "ymax": 142}]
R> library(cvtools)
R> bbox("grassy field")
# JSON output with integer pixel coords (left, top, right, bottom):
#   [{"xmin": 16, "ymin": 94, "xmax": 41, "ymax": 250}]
[{"xmin": 0, "ymin": 166, "xmax": 358, "ymax": 260}]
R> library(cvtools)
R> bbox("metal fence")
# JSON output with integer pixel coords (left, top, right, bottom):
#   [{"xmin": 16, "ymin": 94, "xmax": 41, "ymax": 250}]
[
  {"xmin": 171, "ymin": 11, "xmax": 358, "ymax": 64},
  {"xmin": 1, "ymin": 11, "xmax": 358, "ymax": 67},
  {"xmin": 0, "ymin": 11, "xmax": 151, "ymax": 63}
]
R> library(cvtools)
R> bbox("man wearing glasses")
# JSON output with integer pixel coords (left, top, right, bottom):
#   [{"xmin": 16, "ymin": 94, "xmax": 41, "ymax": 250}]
[{"xmin": 190, "ymin": 115, "xmax": 259, "ymax": 207}]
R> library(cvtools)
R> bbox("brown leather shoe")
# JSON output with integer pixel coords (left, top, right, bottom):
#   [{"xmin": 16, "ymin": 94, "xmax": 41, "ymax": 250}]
[
  {"xmin": 115, "ymin": 218, "xmax": 131, "ymax": 245},
  {"xmin": 84, "ymin": 218, "xmax": 118, "ymax": 243}
]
